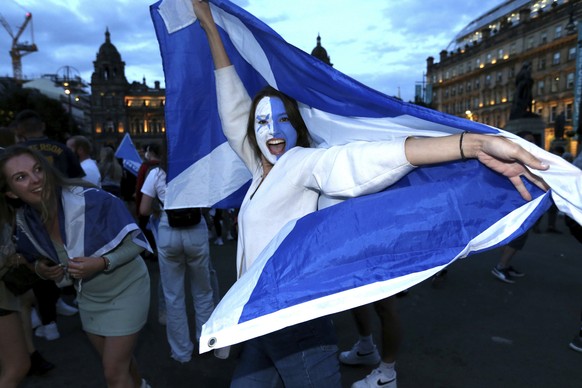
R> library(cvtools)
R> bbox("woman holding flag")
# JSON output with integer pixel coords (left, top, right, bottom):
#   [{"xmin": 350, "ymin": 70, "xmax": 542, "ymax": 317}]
[
  {"xmin": 0, "ymin": 146, "xmax": 152, "ymax": 388},
  {"xmin": 192, "ymin": 1, "xmax": 550, "ymax": 387}
]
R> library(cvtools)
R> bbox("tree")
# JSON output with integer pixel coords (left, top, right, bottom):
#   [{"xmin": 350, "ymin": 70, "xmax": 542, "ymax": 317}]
[{"xmin": 0, "ymin": 78, "xmax": 76, "ymax": 142}]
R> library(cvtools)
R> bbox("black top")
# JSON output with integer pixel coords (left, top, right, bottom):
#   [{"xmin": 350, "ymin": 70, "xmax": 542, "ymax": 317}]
[{"xmin": 24, "ymin": 137, "xmax": 85, "ymax": 179}]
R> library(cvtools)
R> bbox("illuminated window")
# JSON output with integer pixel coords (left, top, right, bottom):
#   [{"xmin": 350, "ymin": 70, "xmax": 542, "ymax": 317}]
[
  {"xmin": 568, "ymin": 47, "xmax": 576, "ymax": 61},
  {"xmin": 551, "ymin": 77, "xmax": 559, "ymax": 92},
  {"xmin": 552, "ymin": 52, "xmax": 560, "ymax": 65}
]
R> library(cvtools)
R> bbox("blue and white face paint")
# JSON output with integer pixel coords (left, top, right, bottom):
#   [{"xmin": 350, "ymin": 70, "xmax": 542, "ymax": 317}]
[{"xmin": 254, "ymin": 96, "xmax": 298, "ymax": 165}]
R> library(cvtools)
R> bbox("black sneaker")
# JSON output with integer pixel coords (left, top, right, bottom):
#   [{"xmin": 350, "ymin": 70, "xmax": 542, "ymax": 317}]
[
  {"xmin": 506, "ymin": 266, "xmax": 524, "ymax": 278},
  {"xmin": 491, "ymin": 267, "xmax": 515, "ymax": 284},
  {"xmin": 28, "ymin": 351, "xmax": 55, "ymax": 376}
]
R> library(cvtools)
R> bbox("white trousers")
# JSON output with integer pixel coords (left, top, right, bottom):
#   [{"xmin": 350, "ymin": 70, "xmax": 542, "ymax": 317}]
[{"xmin": 157, "ymin": 213, "xmax": 215, "ymax": 362}]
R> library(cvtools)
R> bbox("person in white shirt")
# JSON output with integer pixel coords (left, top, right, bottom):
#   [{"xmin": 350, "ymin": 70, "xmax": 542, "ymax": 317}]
[
  {"xmin": 139, "ymin": 144, "xmax": 215, "ymax": 364},
  {"xmin": 66, "ymin": 136, "xmax": 101, "ymax": 187},
  {"xmin": 193, "ymin": 2, "xmax": 550, "ymax": 387}
]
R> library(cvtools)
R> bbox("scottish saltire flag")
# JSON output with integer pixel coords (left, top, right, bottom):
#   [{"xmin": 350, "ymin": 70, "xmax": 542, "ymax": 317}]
[
  {"xmin": 151, "ymin": 0, "xmax": 582, "ymax": 352},
  {"xmin": 15, "ymin": 186, "xmax": 151, "ymax": 264},
  {"xmin": 114, "ymin": 133, "xmax": 143, "ymax": 176}
]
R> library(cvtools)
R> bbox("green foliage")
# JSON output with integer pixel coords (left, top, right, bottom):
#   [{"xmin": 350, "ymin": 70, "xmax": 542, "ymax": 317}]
[{"xmin": 0, "ymin": 78, "xmax": 76, "ymax": 142}]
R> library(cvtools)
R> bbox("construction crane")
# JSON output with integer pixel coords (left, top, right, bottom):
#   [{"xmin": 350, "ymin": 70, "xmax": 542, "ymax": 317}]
[{"xmin": 0, "ymin": 11, "xmax": 38, "ymax": 81}]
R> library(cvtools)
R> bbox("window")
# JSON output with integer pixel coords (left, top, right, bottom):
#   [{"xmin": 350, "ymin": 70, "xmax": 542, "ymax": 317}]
[
  {"xmin": 497, "ymin": 71, "xmax": 503, "ymax": 83},
  {"xmin": 555, "ymin": 25, "xmax": 562, "ymax": 40},
  {"xmin": 552, "ymin": 52, "xmax": 560, "ymax": 65},
  {"xmin": 537, "ymin": 80, "xmax": 545, "ymax": 95},
  {"xmin": 569, "ymin": 47, "xmax": 576, "ymax": 61},
  {"xmin": 538, "ymin": 57, "xmax": 546, "ymax": 70},
  {"xmin": 486, "ymin": 52, "xmax": 493, "ymax": 63},
  {"xmin": 566, "ymin": 103, "xmax": 573, "ymax": 121},
  {"xmin": 467, "ymin": 62, "xmax": 472, "ymax": 72},
  {"xmin": 485, "ymin": 74, "xmax": 492, "ymax": 86},
  {"xmin": 551, "ymin": 77, "xmax": 559, "ymax": 93},
  {"xmin": 467, "ymin": 81, "xmax": 472, "ymax": 92},
  {"xmin": 540, "ymin": 31, "xmax": 547, "ymax": 44},
  {"xmin": 550, "ymin": 106, "xmax": 557, "ymax": 122},
  {"xmin": 476, "ymin": 58, "xmax": 481, "ymax": 68},
  {"xmin": 567, "ymin": 73, "xmax": 574, "ymax": 89},
  {"xmin": 498, "ymin": 49, "xmax": 504, "ymax": 59},
  {"xmin": 510, "ymin": 43, "xmax": 516, "ymax": 55},
  {"xmin": 475, "ymin": 78, "xmax": 480, "ymax": 89},
  {"xmin": 527, "ymin": 36, "xmax": 535, "ymax": 49}
]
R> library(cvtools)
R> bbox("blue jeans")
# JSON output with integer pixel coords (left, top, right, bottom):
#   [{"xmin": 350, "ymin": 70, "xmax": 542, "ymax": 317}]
[{"xmin": 231, "ymin": 317, "xmax": 341, "ymax": 388}]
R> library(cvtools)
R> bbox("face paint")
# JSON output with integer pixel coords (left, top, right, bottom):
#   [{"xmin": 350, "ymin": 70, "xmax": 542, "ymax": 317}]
[{"xmin": 254, "ymin": 96, "xmax": 298, "ymax": 164}]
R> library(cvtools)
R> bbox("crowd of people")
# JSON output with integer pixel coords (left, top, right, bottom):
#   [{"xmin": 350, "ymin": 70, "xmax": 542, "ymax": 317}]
[
  {"xmin": 0, "ymin": 107, "xmax": 238, "ymax": 387},
  {"xmin": 0, "ymin": 101, "xmax": 580, "ymax": 388}
]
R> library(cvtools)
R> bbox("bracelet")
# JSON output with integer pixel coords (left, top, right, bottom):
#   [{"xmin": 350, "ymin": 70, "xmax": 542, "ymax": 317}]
[
  {"xmin": 34, "ymin": 260, "xmax": 48, "ymax": 280},
  {"xmin": 459, "ymin": 131, "xmax": 468, "ymax": 161},
  {"xmin": 101, "ymin": 257, "xmax": 111, "ymax": 272}
]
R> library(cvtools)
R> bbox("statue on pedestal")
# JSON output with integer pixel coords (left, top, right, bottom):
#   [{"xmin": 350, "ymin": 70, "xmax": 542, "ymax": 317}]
[{"xmin": 510, "ymin": 62, "xmax": 536, "ymax": 120}]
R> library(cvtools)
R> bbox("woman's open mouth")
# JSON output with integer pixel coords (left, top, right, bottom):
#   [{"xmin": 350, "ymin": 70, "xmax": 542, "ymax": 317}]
[{"xmin": 267, "ymin": 139, "xmax": 286, "ymax": 155}]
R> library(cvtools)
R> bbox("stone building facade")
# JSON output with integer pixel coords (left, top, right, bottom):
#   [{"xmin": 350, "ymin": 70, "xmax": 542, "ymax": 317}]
[
  {"xmin": 426, "ymin": 0, "xmax": 580, "ymax": 152},
  {"xmin": 90, "ymin": 28, "xmax": 165, "ymax": 152}
]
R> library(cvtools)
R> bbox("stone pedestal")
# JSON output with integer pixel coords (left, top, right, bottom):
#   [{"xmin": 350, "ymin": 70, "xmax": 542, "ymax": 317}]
[{"xmin": 503, "ymin": 116, "xmax": 546, "ymax": 147}]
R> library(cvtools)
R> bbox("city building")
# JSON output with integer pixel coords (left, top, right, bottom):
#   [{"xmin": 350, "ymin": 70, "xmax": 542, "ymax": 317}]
[
  {"xmin": 90, "ymin": 28, "xmax": 165, "ymax": 151},
  {"xmin": 426, "ymin": 0, "xmax": 580, "ymax": 153}
]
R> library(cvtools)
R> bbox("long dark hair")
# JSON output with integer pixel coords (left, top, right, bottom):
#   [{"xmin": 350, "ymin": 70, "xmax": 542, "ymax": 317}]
[
  {"xmin": 0, "ymin": 145, "xmax": 90, "ymax": 222},
  {"xmin": 245, "ymin": 86, "xmax": 311, "ymax": 160}
]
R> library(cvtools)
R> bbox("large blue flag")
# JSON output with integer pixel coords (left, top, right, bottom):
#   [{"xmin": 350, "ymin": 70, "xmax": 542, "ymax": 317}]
[{"xmin": 151, "ymin": 0, "xmax": 582, "ymax": 352}]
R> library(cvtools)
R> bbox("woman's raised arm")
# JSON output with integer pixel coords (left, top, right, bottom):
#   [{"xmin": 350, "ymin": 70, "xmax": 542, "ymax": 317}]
[{"xmin": 192, "ymin": 0, "xmax": 231, "ymax": 69}]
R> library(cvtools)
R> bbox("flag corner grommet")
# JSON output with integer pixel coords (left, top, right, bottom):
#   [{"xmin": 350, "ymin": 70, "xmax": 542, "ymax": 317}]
[{"xmin": 208, "ymin": 337, "xmax": 217, "ymax": 348}]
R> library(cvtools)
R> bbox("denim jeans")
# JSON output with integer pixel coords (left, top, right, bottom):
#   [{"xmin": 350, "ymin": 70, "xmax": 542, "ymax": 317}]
[
  {"xmin": 157, "ymin": 213, "xmax": 215, "ymax": 362},
  {"xmin": 231, "ymin": 317, "xmax": 341, "ymax": 388}
]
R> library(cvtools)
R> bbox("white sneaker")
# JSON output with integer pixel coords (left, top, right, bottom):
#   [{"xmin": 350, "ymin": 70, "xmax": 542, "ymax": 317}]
[
  {"xmin": 158, "ymin": 310, "xmax": 167, "ymax": 326},
  {"xmin": 214, "ymin": 237, "xmax": 224, "ymax": 246},
  {"xmin": 56, "ymin": 298, "xmax": 78, "ymax": 316},
  {"xmin": 339, "ymin": 341, "xmax": 381, "ymax": 366},
  {"xmin": 140, "ymin": 378, "xmax": 151, "ymax": 388},
  {"xmin": 31, "ymin": 308, "xmax": 42, "ymax": 329},
  {"xmin": 35, "ymin": 321, "xmax": 60, "ymax": 341},
  {"xmin": 351, "ymin": 368, "xmax": 397, "ymax": 388},
  {"xmin": 214, "ymin": 346, "xmax": 231, "ymax": 359}
]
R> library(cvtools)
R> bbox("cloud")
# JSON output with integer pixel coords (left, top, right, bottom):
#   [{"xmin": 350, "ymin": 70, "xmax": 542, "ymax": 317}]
[{"xmin": 0, "ymin": 0, "xmax": 507, "ymax": 102}]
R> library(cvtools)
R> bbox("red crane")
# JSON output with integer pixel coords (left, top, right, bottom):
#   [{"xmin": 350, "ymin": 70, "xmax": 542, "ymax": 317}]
[{"xmin": 0, "ymin": 11, "xmax": 38, "ymax": 81}]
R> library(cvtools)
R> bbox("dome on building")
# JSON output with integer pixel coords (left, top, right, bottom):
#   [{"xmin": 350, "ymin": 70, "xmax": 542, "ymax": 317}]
[
  {"xmin": 311, "ymin": 34, "xmax": 333, "ymax": 66},
  {"xmin": 96, "ymin": 28, "xmax": 122, "ymax": 62}
]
